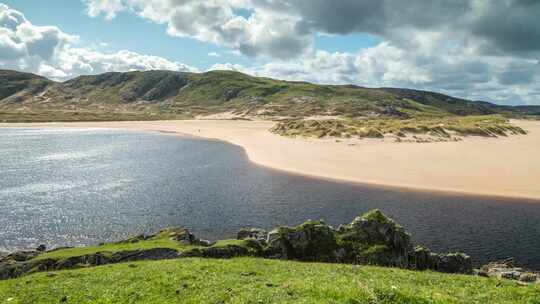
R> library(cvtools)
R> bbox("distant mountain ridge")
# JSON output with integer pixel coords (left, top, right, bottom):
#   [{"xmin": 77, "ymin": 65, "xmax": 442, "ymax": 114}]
[{"xmin": 0, "ymin": 69, "xmax": 538, "ymax": 122}]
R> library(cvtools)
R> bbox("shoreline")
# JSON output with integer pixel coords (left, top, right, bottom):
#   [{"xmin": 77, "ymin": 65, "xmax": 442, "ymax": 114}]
[{"xmin": 1, "ymin": 119, "xmax": 540, "ymax": 201}]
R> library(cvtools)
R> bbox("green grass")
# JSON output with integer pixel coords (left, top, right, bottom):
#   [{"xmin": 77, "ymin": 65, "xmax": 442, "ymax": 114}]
[
  {"xmin": 1, "ymin": 257, "xmax": 539, "ymax": 304},
  {"xmin": 35, "ymin": 230, "xmax": 246, "ymax": 261}
]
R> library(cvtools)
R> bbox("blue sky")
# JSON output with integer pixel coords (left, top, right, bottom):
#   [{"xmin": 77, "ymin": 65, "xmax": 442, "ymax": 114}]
[
  {"xmin": 1, "ymin": 0, "xmax": 380, "ymax": 70},
  {"xmin": 1, "ymin": 0, "xmax": 248, "ymax": 69},
  {"xmin": 1, "ymin": 1, "xmax": 539, "ymax": 105}
]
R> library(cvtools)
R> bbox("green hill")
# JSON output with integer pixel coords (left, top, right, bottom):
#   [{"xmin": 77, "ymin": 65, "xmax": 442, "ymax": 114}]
[
  {"xmin": 1, "ymin": 69, "xmax": 536, "ymax": 118},
  {"xmin": 1, "ymin": 69, "xmax": 538, "ymax": 140}
]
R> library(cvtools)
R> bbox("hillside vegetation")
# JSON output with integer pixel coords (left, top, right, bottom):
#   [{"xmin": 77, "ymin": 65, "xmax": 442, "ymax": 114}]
[{"xmin": 1, "ymin": 69, "xmax": 538, "ymax": 140}]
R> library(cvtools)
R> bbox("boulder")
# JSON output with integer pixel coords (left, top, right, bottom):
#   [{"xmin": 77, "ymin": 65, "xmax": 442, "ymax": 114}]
[
  {"xmin": 3, "ymin": 251, "xmax": 39, "ymax": 262},
  {"xmin": 409, "ymin": 247, "xmax": 472, "ymax": 274},
  {"xmin": 478, "ymin": 259, "xmax": 538, "ymax": 283},
  {"xmin": 336, "ymin": 210, "xmax": 413, "ymax": 267},
  {"xmin": 237, "ymin": 228, "xmax": 267, "ymax": 242},
  {"xmin": 519, "ymin": 273, "xmax": 538, "ymax": 283},
  {"xmin": 409, "ymin": 246, "xmax": 440, "ymax": 270},
  {"xmin": 166, "ymin": 228, "xmax": 214, "ymax": 247},
  {"xmin": 437, "ymin": 253, "xmax": 472, "ymax": 274},
  {"xmin": 266, "ymin": 220, "xmax": 340, "ymax": 262}
]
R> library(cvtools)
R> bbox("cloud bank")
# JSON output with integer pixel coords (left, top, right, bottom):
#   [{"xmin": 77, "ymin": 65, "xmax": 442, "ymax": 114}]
[
  {"xmin": 1, "ymin": 1, "xmax": 539, "ymax": 105},
  {"xmin": 0, "ymin": 3, "xmax": 197, "ymax": 80},
  {"xmin": 82, "ymin": 0, "xmax": 540, "ymax": 105}
]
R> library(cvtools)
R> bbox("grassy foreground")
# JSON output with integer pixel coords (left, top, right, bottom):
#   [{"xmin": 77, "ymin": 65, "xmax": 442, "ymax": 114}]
[{"xmin": 1, "ymin": 257, "xmax": 539, "ymax": 304}]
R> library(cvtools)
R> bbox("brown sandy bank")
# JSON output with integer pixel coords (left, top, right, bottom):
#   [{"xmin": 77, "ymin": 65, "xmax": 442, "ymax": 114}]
[{"xmin": 2, "ymin": 119, "xmax": 539, "ymax": 200}]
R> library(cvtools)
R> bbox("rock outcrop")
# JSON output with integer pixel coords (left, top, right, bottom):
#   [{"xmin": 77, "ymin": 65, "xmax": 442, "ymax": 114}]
[
  {"xmin": 266, "ymin": 220, "xmax": 340, "ymax": 261},
  {"xmin": 166, "ymin": 228, "xmax": 215, "ymax": 247},
  {"xmin": 0, "ymin": 210, "xmax": 474, "ymax": 280},
  {"xmin": 0, "ymin": 248, "xmax": 181, "ymax": 280},
  {"xmin": 260, "ymin": 210, "xmax": 472, "ymax": 273},
  {"xmin": 477, "ymin": 259, "xmax": 539, "ymax": 284},
  {"xmin": 237, "ymin": 228, "xmax": 267, "ymax": 242}
]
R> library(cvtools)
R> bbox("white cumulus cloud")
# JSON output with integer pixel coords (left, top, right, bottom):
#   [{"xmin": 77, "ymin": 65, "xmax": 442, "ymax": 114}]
[
  {"xmin": 82, "ymin": 0, "xmax": 540, "ymax": 105},
  {"xmin": 0, "ymin": 3, "xmax": 197, "ymax": 80}
]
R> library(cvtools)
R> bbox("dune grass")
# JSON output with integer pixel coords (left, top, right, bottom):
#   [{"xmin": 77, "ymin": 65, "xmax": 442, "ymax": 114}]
[
  {"xmin": 271, "ymin": 114, "xmax": 527, "ymax": 140},
  {"xmin": 1, "ymin": 257, "xmax": 539, "ymax": 304}
]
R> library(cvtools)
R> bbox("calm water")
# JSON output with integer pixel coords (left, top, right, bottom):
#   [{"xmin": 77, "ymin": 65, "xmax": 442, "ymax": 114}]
[{"xmin": 1, "ymin": 128, "xmax": 540, "ymax": 268}]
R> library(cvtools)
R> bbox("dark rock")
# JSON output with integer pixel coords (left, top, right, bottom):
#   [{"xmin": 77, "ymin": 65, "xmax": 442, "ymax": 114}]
[
  {"xmin": 56, "ymin": 253, "xmax": 111, "ymax": 269},
  {"xmin": 437, "ymin": 253, "xmax": 472, "ymax": 274},
  {"xmin": 237, "ymin": 228, "xmax": 267, "ymax": 242},
  {"xmin": 112, "ymin": 248, "xmax": 180, "ymax": 262},
  {"xmin": 184, "ymin": 245, "xmax": 250, "ymax": 259},
  {"xmin": 166, "ymin": 228, "xmax": 214, "ymax": 246},
  {"xmin": 0, "ymin": 248, "xmax": 180, "ymax": 280},
  {"xmin": 0, "ymin": 210, "xmax": 475, "ymax": 280},
  {"xmin": 266, "ymin": 220, "xmax": 340, "ymax": 262},
  {"xmin": 409, "ymin": 246, "xmax": 439, "ymax": 270},
  {"xmin": 337, "ymin": 210, "xmax": 412, "ymax": 267},
  {"xmin": 410, "ymin": 247, "xmax": 472, "ymax": 274},
  {"xmin": 5, "ymin": 251, "xmax": 39, "ymax": 262},
  {"xmin": 36, "ymin": 244, "xmax": 47, "ymax": 252}
]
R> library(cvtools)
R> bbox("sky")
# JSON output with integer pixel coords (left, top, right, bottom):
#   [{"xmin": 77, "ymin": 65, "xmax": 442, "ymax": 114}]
[{"xmin": 0, "ymin": 0, "xmax": 539, "ymax": 106}]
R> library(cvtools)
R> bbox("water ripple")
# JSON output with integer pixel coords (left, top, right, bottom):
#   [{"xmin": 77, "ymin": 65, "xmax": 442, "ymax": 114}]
[{"xmin": 1, "ymin": 128, "xmax": 540, "ymax": 268}]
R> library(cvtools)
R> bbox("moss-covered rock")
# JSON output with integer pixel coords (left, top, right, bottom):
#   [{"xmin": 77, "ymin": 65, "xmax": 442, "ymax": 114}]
[
  {"xmin": 266, "ymin": 220, "xmax": 340, "ymax": 262},
  {"xmin": 0, "ymin": 209, "xmax": 473, "ymax": 280},
  {"xmin": 236, "ymin": 228, "xmax": 267, "ymax": 242},
  {"xmin": 336, "ymin": 209, "xmax": 413, "ymax": 267},
  {"xmin": 410, "ymin": 246, "xmax": 472, "ymax": 273},
  {"xmin": 166, "ymin": 227, "xmax": 214, "ymax": 246}
]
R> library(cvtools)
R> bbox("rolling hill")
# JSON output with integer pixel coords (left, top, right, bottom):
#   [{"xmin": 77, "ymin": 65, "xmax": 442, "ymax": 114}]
[{"xmin": 1, "ymin": 69, "xmax": 538, "ymax": 140}]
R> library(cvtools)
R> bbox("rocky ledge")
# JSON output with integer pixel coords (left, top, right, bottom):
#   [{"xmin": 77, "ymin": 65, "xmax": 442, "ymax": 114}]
[
  {"xmin": 0, "ymin": 209, "xmax": 492, "ymax": 281},
  {"xmin": 476, "ymin": 259, "xmax": 539, "ymax": 284}
]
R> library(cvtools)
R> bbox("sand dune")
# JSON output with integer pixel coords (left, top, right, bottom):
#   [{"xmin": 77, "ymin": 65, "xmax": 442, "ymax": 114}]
[{"xmin": 2, "ymin": 119, "xmax": 539, "ymax": 200}]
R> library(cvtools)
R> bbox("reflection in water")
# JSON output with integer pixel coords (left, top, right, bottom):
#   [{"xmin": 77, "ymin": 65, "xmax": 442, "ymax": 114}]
[{"xmin": 1, "ymin": 128, "xmax": 540, "ymax": 268}]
